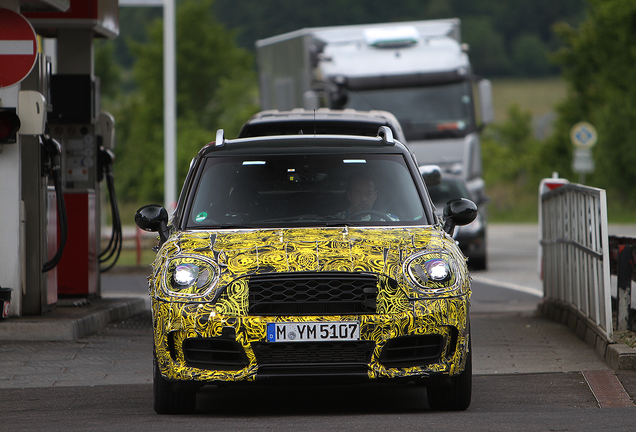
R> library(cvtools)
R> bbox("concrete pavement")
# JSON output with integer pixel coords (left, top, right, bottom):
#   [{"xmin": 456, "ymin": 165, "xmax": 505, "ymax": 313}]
[
  {"xmin": 0, "ymin": 297, "xmax": 146, "ymax": 341},
  {"xmin": 0, "ymin": 311, "xmax": 153, "ymax": 388}
]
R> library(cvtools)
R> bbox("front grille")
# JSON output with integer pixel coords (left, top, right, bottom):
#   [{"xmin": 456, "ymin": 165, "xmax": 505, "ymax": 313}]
[
  {"xmin": 252, "ymin": 341, "xmax": 375, "ymax": 377},
  {"xmin": 183, "ymin": 338, "xmax": 249, "ymax": 371},
  {"xmin": 252, "ymin": 341, "xmax": 374, "ymax": 364},
  {"xmin": 248, "ymin": 272, "xmax": 378, "ymax": 316},
  {"xmin": 378, "ymin": 335, "xmax": 444, "ymax": 368}
]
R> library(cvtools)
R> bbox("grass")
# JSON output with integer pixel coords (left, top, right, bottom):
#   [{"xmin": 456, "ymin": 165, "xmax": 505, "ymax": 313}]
[
  {"xmin": 109, "ymin": 249, "xmax": 157, "ymax": 268},
  {"xmin": 490, "ymin": 76, "xmax": 567, "ymax": 123},
  {"xmin": 484, "ymin": 183, "xmax": 636, "ymax": 224},
  {"xmin": 483, "ymin": 185, "xmax": 539, "ymax": 223}
]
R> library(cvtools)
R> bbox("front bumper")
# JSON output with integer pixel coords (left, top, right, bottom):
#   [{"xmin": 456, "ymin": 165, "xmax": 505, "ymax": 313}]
[{"xmin": 152, "ymin": 295, "xmax": 470, "ymax": 384}]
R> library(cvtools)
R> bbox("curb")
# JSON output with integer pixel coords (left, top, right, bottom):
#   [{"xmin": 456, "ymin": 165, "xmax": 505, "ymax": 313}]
[
  {"xmin": 539, "ymin": 299, "xmax": 636, "ymax": 371},
  {"xmin": 606, "ymin": 344, "xmax": 636, "ymax": 371},
  {"xmin": 0, "ymin": 297, "xmax": 146, "ymax": 341}
]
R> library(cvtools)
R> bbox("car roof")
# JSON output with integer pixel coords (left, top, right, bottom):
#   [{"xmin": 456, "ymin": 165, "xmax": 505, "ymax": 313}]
[
  {"xmin": 203, "ymin": 128, "xmax": 407, "ymax": 157},
  {"xmin": 237, "ymin": 108, "xmax": 407, "ymax": 142},
  {"xmin": 175, "ymin": 128, "xmax": 437, "ymax": 228}
]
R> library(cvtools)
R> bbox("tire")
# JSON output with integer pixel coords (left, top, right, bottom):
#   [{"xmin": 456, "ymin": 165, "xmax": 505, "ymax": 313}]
[
  {"xmin": 153, "ymin": 355, "xmax": 196, "ymax": 414},
  {"xmin": 426, "ymin": 340, "xmax": 472, "ymax": 411}
]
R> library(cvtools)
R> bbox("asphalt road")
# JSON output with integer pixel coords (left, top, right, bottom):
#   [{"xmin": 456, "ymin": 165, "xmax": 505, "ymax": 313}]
[
  {"xmin": 2, "ymin": 374, "xmax": 636, "ymax": 432},
  {"xmin": 2, "ymin": 224, "xmax": 636, "ymax": 430}
]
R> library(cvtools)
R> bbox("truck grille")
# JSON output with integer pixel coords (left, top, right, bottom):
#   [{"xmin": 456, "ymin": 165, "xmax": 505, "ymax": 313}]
[{"xmin": 248, "ymin": 272, "xmax": 378, "ymax": 316}]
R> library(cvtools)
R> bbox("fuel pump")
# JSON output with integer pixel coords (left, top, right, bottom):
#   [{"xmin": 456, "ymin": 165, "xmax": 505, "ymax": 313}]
[
  {"xmin": 5, "ymin": 0, "xmax": 122, "ymax": 314},
  {"xmin": 19, "ymin": 53, "xmax": 62, "ymax": 315},
  {"xmin": 47, "ymin": 73, "xmax": 100, "ymax": 296},
  {"xmin": 42, "ymin": 60, "xmax": 124, "ymax": 296},
  {"xmin": 40, "ymin": 135, "xmax": 66, "ymax": 273}
]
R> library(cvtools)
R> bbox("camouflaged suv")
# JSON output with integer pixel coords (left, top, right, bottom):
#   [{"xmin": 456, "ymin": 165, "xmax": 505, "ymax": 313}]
[{"xmin": 135, "ymin": 126, "xmax": 477, "ymax": 414}]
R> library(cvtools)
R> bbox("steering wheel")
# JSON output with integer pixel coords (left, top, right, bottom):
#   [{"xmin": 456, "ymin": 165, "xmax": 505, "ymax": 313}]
[{"xmin": 347, "ymin": 209, "xmax": 393, "ymax": 221}]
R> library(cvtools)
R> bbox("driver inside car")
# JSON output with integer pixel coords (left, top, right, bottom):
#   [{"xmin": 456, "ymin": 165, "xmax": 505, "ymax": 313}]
[{"xmin": 335, "ymin": 174, "xmax": 399, "ymax": 221}]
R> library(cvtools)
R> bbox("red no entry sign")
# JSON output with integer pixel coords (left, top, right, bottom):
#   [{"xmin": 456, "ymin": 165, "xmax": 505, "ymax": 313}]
[{"xmin": 0, "ymin": 8, "xmax": 38, "ymax": 88}]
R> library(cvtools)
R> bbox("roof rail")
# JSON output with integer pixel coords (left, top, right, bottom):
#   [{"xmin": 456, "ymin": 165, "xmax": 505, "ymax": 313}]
[
  {"xmin": 377, "ymin": 126, "xmax": 395, "ymax": 145},
  {"xmin": 215, "ymin": 129, "xmax": 225, "ymax": 146}
]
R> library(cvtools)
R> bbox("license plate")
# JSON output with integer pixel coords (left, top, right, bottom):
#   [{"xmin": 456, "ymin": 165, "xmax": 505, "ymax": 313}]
[{"xmin": 267, "ymin": 321, "xmax": 360, "ymax": 342}]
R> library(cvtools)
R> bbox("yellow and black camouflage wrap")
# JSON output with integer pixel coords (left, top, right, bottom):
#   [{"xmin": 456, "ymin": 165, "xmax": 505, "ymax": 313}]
[{"xmin": 148, "ymin": 226, "xmax": 471, "ymax": 383}]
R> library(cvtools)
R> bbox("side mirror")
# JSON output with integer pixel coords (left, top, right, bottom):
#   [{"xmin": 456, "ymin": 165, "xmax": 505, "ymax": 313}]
[
  {"xmin": 443, "ymin": 198, "xmax": 478, "ymax": 235},
  {"xmin": 135, "ymin": 204, "xmax": 170, "ymax": 244},
  {"xmin": 419, "ymin": 164, "xmax": 442, "ymax": 187}
]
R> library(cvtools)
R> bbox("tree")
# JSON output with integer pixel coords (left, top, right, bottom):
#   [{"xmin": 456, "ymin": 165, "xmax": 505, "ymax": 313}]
[
  {"xmin": 547, "ymin": 0, "xmax": 636, "ymax": 201},
  {"xmin": 94, "ymin": 40, "xmax": 122, "ymax": 102},
  {"xmin": 480, "ymin": 104, "xmax": 550, "ymax": 221},
  {"xmin": 510, "ymin": 35, "xmax": 553, "ymax": 77},
  {"xmin": 114, "ymin": 0, "xmax": 259, "ymax": 204},
  {"xmin": 462, "ymin": 16, "xmax": 510, "ymax": 76}
]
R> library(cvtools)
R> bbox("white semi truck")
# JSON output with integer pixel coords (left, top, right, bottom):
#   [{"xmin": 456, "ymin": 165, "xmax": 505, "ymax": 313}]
[{"xmin": 256, "ymin": 19, "xmax": 494, "ymax": 200}]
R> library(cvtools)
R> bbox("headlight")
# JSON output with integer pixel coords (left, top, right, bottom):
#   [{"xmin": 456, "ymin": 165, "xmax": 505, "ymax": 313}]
[
  {"xmin": 163, "ymin": 255, "xmax": 219, "ymax": 298},
  {"xmin": 404, "ymin": 252, "xmax": 460, "ymax": 295}
]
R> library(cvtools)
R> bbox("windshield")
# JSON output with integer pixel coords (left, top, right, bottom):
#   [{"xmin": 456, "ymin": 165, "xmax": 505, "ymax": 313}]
[
  {"xmin": 186, "ymin": 153, "xmax": 427, "ymax": 229},
  {"xmin": 344, "ymin": 81, "xmax": 475, "ymax": 141}
]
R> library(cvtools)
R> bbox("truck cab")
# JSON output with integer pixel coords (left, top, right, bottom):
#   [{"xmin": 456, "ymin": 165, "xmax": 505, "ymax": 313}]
[{"xmin": 256, "ymin": 19, "xmax": 494, "ymax": 200}]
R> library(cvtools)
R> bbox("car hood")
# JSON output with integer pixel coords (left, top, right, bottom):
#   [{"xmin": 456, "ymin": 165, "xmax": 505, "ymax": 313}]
[{"xmin": 161, "ymin": 226, "xmax": 450, "ymax": 281}]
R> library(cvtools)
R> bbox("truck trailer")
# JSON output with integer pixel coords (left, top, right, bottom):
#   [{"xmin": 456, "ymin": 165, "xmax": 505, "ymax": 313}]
[{"xmin": 256, "ymin": 19, "xmax": 494, "ymax": 200}]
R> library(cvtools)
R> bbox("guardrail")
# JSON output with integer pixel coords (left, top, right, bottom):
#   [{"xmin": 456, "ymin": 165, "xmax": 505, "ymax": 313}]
[{"xmin": 540, "ymin": 183, "xmax": 613, "ymax": 342}]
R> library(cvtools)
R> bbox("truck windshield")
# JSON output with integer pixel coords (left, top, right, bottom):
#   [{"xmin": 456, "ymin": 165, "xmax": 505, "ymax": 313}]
[{"xmin": 345, "ymin": 81, "xmax": 475, "ymax": 141}]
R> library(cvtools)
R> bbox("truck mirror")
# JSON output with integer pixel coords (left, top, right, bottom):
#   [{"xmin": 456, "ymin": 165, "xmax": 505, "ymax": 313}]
[{"xmin": 478, "ymin": 79, "xmax": 494, "ymax": 126}]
